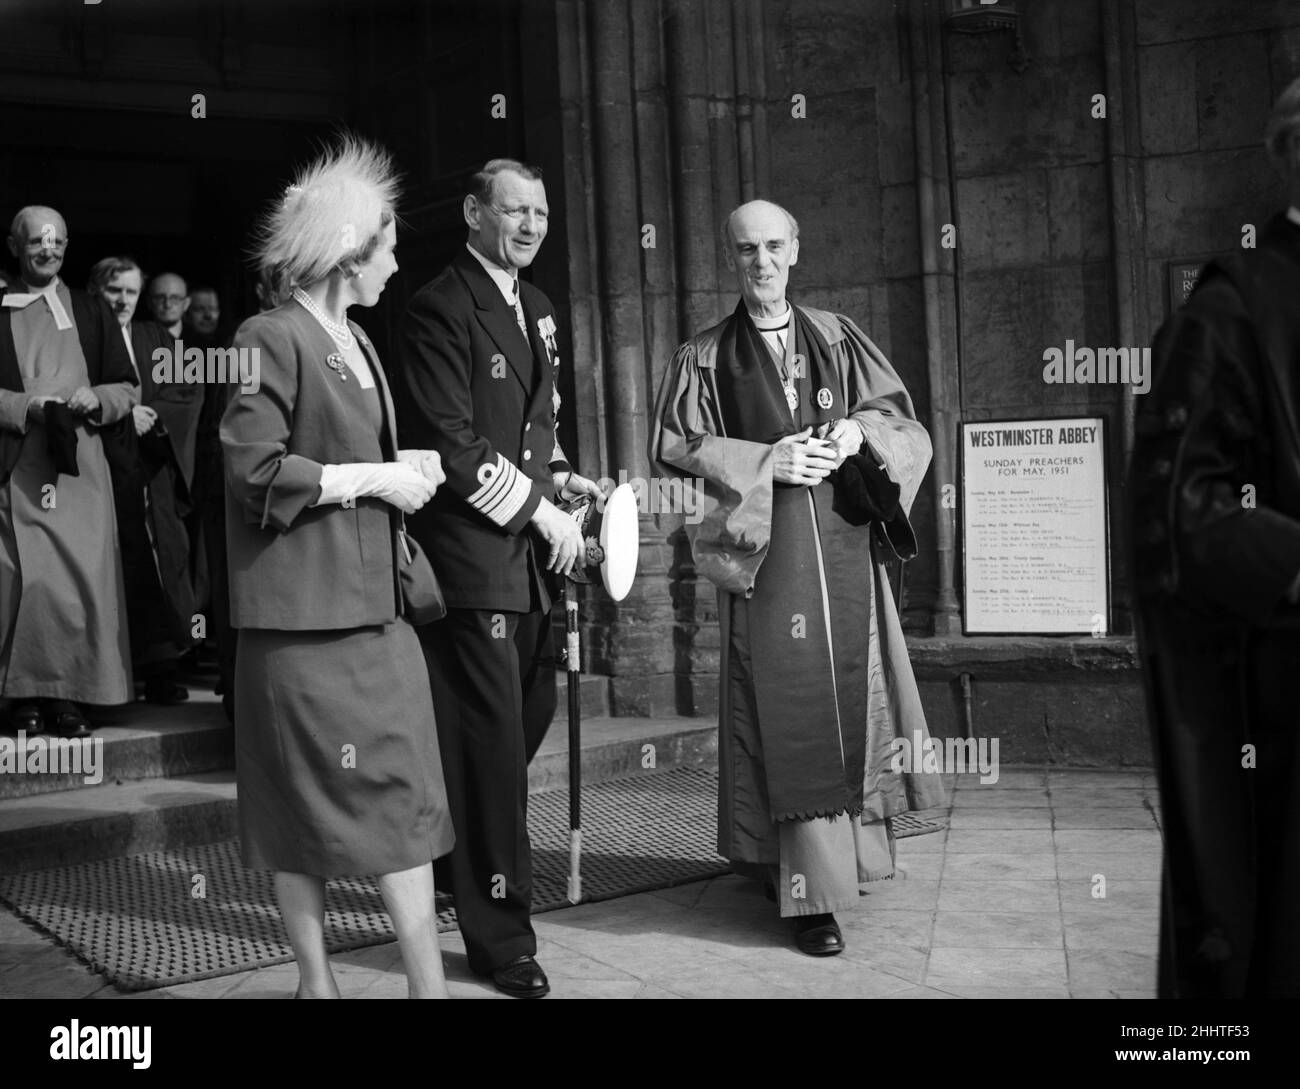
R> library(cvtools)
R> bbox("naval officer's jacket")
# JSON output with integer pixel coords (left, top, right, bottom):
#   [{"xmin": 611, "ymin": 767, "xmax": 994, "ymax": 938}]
[{"xmin": 394, "ymin": 246, "xmax": 570, "ymax": 613}]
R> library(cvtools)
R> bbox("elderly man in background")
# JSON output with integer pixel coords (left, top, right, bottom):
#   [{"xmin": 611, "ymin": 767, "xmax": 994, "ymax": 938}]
[
  {"xmin": 183, "ymin": 282, "xmax": 227, "ymax": 687},
  {"xmin": 0, "ymin": 206, "xmax": 138, "ymax": 736},
  {"xmin": 1130, "ymin": 75, "xmax": 1300, "ymax": 998},
  {"xmin": 89, "ymin": 255, "xmax": 195, "ymax": 705},
  {"xmin": 146, "ymin": 270, "xmax": 210, "ymax": 662},
  {"xmin": 650, "ymin": 199, "xmax": 944, "ymax": 956},
  {"xmin": 185, "ymin": 284, "xmax": 221, "ymax": 343},
  {"xmin": 146, "ymin": 270, "xmax": 189, "ymax": 338},
  {"xmin": 144, "ymin": 271, "xmax": 203, "ymax": 491}
]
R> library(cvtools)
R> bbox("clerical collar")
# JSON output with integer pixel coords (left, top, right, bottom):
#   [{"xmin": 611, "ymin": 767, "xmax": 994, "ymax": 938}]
[
  {"xmin": 466, "ymin": 243, "xmax": 518, "ymax": 307},
  {"xmin": 750, "ymin": 305, "xmax": 792, "ymax": 331},
  {"xmin": 21, "ymin": 276, "xmax": 63, "ymax": 296},
  {"xmin": 1288, "ymin": 206, "xmax": 1300, "ymax": 228}
]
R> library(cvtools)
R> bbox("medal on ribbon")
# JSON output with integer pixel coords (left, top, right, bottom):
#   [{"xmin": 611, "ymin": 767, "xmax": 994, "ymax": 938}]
[{"xmin": 538, "ymin": 314, "xmax": 559, "ymax": 361}]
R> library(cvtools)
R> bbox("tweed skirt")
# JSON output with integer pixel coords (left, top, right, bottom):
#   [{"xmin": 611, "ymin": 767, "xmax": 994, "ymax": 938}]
[{"xmin": 234, "ymin": 618, "xmax": 455, "ymax": 877}]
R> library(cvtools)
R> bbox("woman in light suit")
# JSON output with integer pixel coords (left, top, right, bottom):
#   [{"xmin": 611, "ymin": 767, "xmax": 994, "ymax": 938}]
[{"xmin": 222, "ymin": 138, "xmax": 454, "ymax": 999}]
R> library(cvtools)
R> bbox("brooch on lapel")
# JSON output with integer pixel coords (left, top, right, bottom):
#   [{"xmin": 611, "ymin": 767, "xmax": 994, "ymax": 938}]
[{"xmin": 326, "ymin": 353, "xmax": 348, "ymax": 381}]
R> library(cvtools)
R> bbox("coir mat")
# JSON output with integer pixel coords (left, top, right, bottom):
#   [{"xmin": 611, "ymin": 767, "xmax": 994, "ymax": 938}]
[{"xmin": 0, "ymin": 766, "xmax": 942, "ymax": 991}]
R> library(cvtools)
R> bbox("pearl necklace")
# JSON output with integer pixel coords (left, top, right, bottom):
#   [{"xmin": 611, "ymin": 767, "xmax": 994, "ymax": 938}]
[{"xmin": 292, "ymin": 287, "xmax": 355, "ymax": 350}]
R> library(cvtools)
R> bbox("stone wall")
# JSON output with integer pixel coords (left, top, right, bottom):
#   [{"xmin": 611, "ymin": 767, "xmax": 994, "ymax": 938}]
[
  {"xmin": 538, "ymin": 0, "xmax": 1300, "ymax": 715},
  {"xmin": 761, "ymin": 0, "xmax": 936, "ymax": 631},
  {"xmin": 1135, "ymin": 0, "xmax": 1297, "ymax": 330}
]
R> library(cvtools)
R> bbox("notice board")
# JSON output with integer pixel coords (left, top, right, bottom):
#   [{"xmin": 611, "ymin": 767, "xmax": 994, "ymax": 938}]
[{"xmin": 960, "ymin": 417, "xmax": 1109, "ymax": 635}]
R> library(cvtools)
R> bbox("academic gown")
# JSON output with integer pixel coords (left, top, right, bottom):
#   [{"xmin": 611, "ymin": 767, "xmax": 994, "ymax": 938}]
[
  {"xmin": 650, "ymin": 304, "xmax": 945, "ymax": 915},
  {"xmin": 1129, "ymin": 211, "xmax": 1300, "ymax": 998}
]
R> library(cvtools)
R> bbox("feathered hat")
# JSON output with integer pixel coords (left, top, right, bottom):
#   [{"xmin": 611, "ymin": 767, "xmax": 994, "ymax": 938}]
[{"xmin": 253, "ymin": 134, "xmax": 399, "ymax": 292}]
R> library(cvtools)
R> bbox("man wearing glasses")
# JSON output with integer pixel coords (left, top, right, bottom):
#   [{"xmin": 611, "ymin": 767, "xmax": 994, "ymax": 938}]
[
  {"xmin": 394, "ymin": 159, "xmax": 602, "ymax": 998},
  {"xmin": 0, "ymin": 205, "xmax": 138, "ymax": 736},
  {"xmin": 145, "ymin": 273, "xmax": 189, "ymax": 338},
  {"xmin": 141, "ymin": 272, "xmax": 204, "ymax": 493}
]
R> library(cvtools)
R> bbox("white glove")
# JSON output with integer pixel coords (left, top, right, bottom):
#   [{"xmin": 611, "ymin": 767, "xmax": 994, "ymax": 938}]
[
  {"xmin": 397, "ymin": 449, "xmax": 446, "ymax": 489},
  {"xmin": 314, "ymin": 462, "xmax": 435, "ymax": 514}
]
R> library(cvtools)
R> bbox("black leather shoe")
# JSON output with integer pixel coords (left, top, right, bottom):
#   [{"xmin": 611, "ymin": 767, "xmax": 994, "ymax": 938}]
[
  {"xmin": 793, "ymin": 913, "xmax": 844, "ymax": 956},
  {"xmin": 491, "ymin": 955, "xmax": 550, "ymax": 999},
  {"xmin": 10, "ymin": 702, "xmax": 43, "ymax": 735},
  {"xmin": 144, "ymin": 678, "xmax": 190, "ymax": 705},
  {"xmin": 45, "ymin": 701, "xmax": 91, "ymax": 739}
]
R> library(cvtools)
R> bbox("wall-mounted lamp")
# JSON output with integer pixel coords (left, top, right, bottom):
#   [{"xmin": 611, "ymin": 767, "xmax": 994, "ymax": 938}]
[{"xmin": 943, "ymin": 0, "xmax": 1030, "ymax": 73}]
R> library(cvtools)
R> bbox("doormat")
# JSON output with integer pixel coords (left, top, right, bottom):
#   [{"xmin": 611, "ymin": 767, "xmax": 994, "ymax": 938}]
[
  {"xmin": 891, "ymin": 810, "xmax": 947, "ymax": 838},
  {"xmin": 0, "ymin": 767, "xmax": 945, "ymax": 991},
  {"xmin": 0, "ymin": 766, "xmax": 729, "ymax": 990}
]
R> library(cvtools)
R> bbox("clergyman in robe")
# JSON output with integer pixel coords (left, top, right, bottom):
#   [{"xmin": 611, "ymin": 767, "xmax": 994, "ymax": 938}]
[
  {"xmin": 650, "ymin": 199, "xmax": 945, "ymax": 956},
  {"xmin": 0, "ymin": 205, "xmax": 138, "ymax": 736},
  {"xmin": 1129, "ymin": 76, "xmax": 1300, "ymax": 998}
]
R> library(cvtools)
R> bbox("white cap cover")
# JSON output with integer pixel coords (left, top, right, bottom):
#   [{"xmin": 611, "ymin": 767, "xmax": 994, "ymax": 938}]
[{"xmin": 598, "ymin": 483, "xmax": 639, "ymax": 601}]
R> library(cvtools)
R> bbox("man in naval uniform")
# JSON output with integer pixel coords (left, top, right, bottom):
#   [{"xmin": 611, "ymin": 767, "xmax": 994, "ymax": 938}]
[{"xmin": 394, "ymin": 159, "xmax": 602, "ymax": 999}]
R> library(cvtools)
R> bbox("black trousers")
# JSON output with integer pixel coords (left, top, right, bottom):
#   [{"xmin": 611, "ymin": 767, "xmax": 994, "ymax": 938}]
[
  {"xmin": 199, "ymin": 493, "xmax": 236, "ymax": 722},
  {"xmin": 419, "ymin": 607, "xmax": 556, "ymax": 973}
]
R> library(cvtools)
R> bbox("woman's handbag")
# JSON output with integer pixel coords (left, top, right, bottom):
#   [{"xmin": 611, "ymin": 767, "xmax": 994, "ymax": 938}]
[{"xmin": 397, "ymin": 519, "xmax": 446, "ymax": 625}]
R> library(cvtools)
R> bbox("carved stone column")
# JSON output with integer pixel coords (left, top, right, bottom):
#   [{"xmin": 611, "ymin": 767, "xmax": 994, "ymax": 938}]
[{"xmin": 554, "ymin": 0, "xmax": 766, "ymax": 716}]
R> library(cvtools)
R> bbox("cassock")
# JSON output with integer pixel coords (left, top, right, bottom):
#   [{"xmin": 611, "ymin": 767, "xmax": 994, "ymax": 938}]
[
  {"xmin": 650, "ymin": 300, "xmax": 945, "ymax": 916},
  {"xmin": 113, "ymin": 319, "xmax": 196, "ymax": 671},
  {"xmin": 0, "ymin": 281, "xmax": 137, "ymax": 705},
  {"xmin": 1129, "ymin": 208, "xmax": 1300, "ymax": 998}
]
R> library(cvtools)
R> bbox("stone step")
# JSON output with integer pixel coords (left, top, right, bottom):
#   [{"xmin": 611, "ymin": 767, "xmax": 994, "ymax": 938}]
[
  {"xmin": 0, "ymin": 692, "xmax": 232, "ymax": 801},
  {"xmin": 0, "ymin": 771, "xmax": 239, "ymax": 876},
  {"xmin": 0, "ymin": 714, "xmax": 714, "ymax": 874},
  {"xmin": 528, "ymin": 714, "xmax": 713, "ymax": 793},
  {"xmin": 556, "ymin": 671, "xmax": 609, "ymax": 719},
  {"xmin": 0, "ymin": 673, "xmax": 612, "ymax": 802}
]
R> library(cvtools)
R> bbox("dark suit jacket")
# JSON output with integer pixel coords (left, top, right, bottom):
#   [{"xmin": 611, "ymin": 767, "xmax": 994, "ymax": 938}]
[
  {"xmin": 0, "ymin": 287, "xmax": 138, "ymax": 485},
  {"xmin": 128, "ymin": 319, "xmax": 191, "ymax": 499},
  {"xmin": 393, "ymin": 247, "xmax": 570, "ymax": 613},
  {"xmin": 221, "ymin": 299, "xmax": 405, "ymax": 630},
  {"xmin": 144, "ymin": 320, "xmax": 206, "ymax": 488}
]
